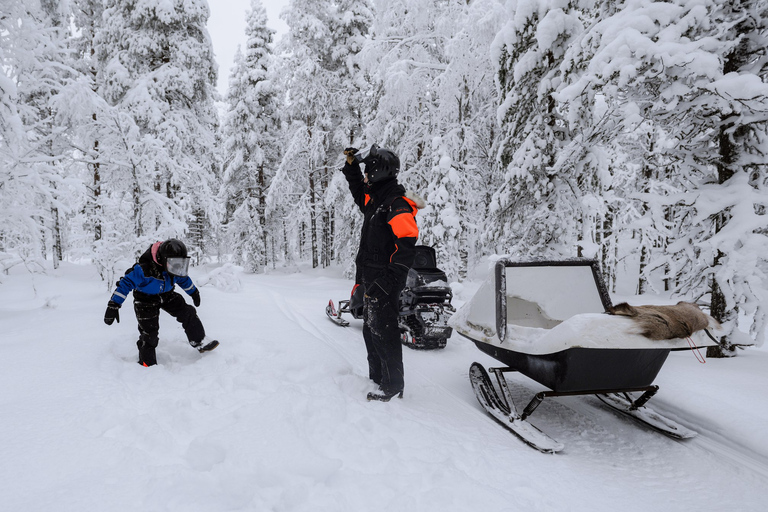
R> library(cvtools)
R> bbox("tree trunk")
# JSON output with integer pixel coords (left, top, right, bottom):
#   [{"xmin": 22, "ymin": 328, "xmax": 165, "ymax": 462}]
[
  {"xmin": 707, "ymin": 84, "xmax": 740, "ymax": 358},
  {"xmin": 321, "ymin": 168, "xmax": 330, "ymax": 268},
  {"xmin": 258, "ymin": 163, "xmax": 267, "ymax": 268},
  {"xmin": 459, "ymin": 228, "xmax": 468, "ymax": 282},
  {"xmin": 92, "ymin": 120, "xmax": 102, "ymax": 242},
  {"xmin": 51, "ymin": 204, "xmax": 62, "ymax": 269},
  {"xmin": 637, "ymin": 242, "xmax": 648, "ymax": 295},
  {"xmin": 133, "ymin": 177, "xmax": 142, "ymax": 238},
  {"xmin": 308, "ymin": 173, "xmax": 318, "ymax": 268}
]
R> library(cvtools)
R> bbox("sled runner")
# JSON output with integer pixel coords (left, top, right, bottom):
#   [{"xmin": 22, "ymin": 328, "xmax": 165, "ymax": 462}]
[
  {"xmin": 450, "ymin": 259, "xmax": 718, "ymax": 453},
  {"xmin": 326, "ymin": 246, "xmax": 455, "ymax": 349}
]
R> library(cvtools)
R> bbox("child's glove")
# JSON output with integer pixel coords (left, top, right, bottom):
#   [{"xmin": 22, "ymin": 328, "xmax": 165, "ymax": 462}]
[
  {"xmin": 343, "ymin": 147, "xmax": 359, "ymax": 165},
  {"xmin": 191, "ymin": 290, "xmax": 201, "ymax": 307},
  {"xmin": 104, "ymin": 300, "xmax": 120, "ymax": 325}
]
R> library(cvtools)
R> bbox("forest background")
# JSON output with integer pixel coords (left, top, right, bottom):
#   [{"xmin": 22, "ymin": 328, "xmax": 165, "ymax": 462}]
[{"xmin": 2, "ymin": 0, "xmax": 767, "ymax": 353}]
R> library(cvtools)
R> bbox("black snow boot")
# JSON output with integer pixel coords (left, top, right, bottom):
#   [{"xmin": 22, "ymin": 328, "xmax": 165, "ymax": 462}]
[
  {"xmin": 190, "ymin": 337, "xmax": 219, "ymax": 353},
  {"xmin": 138, "ymin": 345, "xmax": 157, "ymax": 367},
  {"xmin": 367, "ymin": 388, "xmax": 403, "ymax": 402}
]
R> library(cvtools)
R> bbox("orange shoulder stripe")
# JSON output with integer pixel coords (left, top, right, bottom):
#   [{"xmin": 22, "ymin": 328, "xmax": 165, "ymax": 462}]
[{"xmin": 389, "ymin": 211, "xmax": 419, "ymax": 239}]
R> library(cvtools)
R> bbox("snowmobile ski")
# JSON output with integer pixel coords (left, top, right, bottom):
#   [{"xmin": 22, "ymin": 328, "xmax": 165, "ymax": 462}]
[
  {"xmin": 325, "ymin": 300, "xmax": 350, "ymax": 327},
  {"xmin": 469, "ymin": 363, "xmax": 564, "ymax": 453},
  {"xmin": 596, "ymin": 392, "xmax": 697, "ymax": 439}
]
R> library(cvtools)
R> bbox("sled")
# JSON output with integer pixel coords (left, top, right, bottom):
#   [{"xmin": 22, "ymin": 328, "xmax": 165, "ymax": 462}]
[
  {"xmin": 449, "ymin": 259, "xmax": 718, "ymax": 453},
  {"xmin": 326, "ymin": 246, "xmax": 455, "ymax": 349}
]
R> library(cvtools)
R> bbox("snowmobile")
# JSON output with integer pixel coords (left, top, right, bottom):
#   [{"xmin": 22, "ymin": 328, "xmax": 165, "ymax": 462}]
[
  {"xmin": 449, "ymin": 259, "xmax": 720, "ymax": 453},
  {"xmin": 326, "ymin": 245, "xmax": 455, "ymax": 349}
]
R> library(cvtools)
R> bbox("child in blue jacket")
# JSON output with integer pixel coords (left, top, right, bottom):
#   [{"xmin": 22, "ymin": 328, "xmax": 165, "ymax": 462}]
[{"xmin": 104, "ymin": 239, "xmax": 219, "ymax": 366}]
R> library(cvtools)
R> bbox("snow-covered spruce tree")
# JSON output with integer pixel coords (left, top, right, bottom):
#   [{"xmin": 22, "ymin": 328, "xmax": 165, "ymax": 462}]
[
  {"xmin": 220, "ymin": 0, "xmax": 281, "ymax": 273},
  {"xmin": 20, "ymin": 0, "xmax": 75, "ymax": 269},
  {"xmin": 0, "ymin": 0, "xmax": 74, "ymax": 273},
  {"xmin": 94, "ymin": 0, "xmax": 220, "ymax": 261},
  {"xmin": 601, "ymin": 122, "xmax": 684, "ymax": 295},
  {"xmin": 683, "ymin": 0, "xmax": 768, "ymax": 352},
  {"xmin": 68, "ymin": 0, "xmax": 106, "ymax": 249},
  {"xmin": 557, "ymin": 0, "xmax": 768, "ymax": 350},
  {"xmin": 327, "ymin": 0, "xmax": 374, "ymax": 147},
  {"xmin": 555, "ymin": 0, "xmax": 694, "ymax": 294},
  {"xmin": 354, "ymin": 0, "xmax": 468, "ymax": 278},
  {"xmin": 270, "ymin": 0, "xmax": 372, "ymax": 268},
  {"xmin": 489, "ymin": 0, "xmax": 591, "ymax": 260},
  {"xmin": 357, "ymin": 0, "xmax": 447, "ymax": 181},
  {"xmin": 407, "ymin": 0, "xmax": 505, "ymax": 280},
  {"xmin": 323, "ymin": 0, "xmax": 375, "ymax": 273}
]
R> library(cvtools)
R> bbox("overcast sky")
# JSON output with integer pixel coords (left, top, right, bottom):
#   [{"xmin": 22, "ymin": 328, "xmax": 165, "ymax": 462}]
[{"xmin": 207, "ymin": 0, "xmax": 290, "ymax": 95}]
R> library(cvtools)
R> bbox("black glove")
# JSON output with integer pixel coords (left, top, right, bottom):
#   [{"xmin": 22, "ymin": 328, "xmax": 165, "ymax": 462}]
[
  {"xmin": 104, "ymin": 300, "xmax": 120, "ymax": 325},
  {"xmin": 364, "ymin": 281, "xmax": 388, "ymax": 302},
  {"xmin": 344, "ymin": 147, "xmax": 359, "ymax": 164},
  {"xmin": 191, "ymin": 290, "xmax": 201, "ymax": 307}
]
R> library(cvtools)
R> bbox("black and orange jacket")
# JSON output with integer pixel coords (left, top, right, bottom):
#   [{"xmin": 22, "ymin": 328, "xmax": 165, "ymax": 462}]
[{"xmin": 342, "ymin": 160, "xmax": 424, "ymax": 295}]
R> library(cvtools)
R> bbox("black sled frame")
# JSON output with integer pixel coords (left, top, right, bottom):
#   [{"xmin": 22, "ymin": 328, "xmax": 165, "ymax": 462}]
[
  {"xmin": 464, "ymin": 259, "xmax": 698, "ymax": 453},
  {"xmin": 326, "ymin": 246, "xmax": 455, "ymax": 349}
]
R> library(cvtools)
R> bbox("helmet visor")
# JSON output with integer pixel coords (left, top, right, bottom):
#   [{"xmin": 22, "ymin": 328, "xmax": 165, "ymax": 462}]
[{"xmin": 166, "ymin": 257, "xmax": 190, "ymax": 277}]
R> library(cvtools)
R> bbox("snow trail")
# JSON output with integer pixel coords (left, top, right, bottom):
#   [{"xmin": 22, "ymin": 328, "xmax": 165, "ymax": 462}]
[{"xmin": 1, "ymin": 263, "xmax": 767, "ymax": 511}]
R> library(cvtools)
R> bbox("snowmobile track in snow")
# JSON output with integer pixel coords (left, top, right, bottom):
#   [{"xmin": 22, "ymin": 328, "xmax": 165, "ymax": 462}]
[{"xmin": 268, "ymin": 284, "xmax": 768, "ymax": 476}]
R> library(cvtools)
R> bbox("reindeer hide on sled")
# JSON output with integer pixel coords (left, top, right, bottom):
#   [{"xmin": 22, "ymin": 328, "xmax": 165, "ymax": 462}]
[{"xmin": 609, "ymin": 301, "xmax": 715, "ymax": 340}]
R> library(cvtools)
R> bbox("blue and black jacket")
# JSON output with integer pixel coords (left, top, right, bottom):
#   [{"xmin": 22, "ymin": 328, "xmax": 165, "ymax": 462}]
[{"xmin": 110, "ymin": 243, "xmax": 197, "ymax": 305}]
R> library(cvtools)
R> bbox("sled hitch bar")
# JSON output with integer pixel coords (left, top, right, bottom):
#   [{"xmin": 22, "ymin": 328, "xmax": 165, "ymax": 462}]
[{"xmin": 488, "ymin": 367, "xmax": 659, "ymax": 421}]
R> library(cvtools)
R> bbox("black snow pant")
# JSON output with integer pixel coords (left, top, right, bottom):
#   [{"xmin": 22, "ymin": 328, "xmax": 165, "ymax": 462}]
[
  {"xmin": 133, "ymin": 290, "xmax": 204, "ymax": 353},
  {"xmin": 361, "ymin": 268, "xmax": 404, "ymax": 393}
]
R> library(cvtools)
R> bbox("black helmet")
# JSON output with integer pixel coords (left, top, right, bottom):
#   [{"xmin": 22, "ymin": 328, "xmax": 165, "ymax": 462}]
[
  {"xmin": 158, "ymin": 239, "xmax": 190, "ymax": 276},
  {"xmin": 361, "ymin": 144, "xmax": 400, "ymax": 183}
]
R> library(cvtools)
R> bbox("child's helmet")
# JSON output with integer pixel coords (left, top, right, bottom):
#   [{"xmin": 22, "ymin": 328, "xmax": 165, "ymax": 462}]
[
  {"xmin": 158, "ymin": 239, "xmax": 190, "ymax": 276},
  {"xmin": 361, "ymin": 144, "xmax": 400, "ymax": 183}
]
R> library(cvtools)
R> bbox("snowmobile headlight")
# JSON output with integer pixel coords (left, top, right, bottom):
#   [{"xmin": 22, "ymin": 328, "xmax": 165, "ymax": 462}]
[{"xmin": 166, "ymin": 257, "xmax": 190, "ymax": 277}]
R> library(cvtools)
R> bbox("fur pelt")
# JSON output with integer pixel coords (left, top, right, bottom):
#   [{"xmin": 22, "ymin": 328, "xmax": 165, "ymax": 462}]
[
  {"xmin": 608, "ymin": 301, "xmax": 715, "ymax": 340},
  {"xmin": 405, "ymin": 190, "xmax": 427, "ymax": 209}
]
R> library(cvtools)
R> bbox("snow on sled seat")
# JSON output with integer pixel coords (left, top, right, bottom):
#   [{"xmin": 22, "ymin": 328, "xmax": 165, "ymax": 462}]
[{"xmin": 449, "ymin": 259, "xmax": 719, "ymax": 393}]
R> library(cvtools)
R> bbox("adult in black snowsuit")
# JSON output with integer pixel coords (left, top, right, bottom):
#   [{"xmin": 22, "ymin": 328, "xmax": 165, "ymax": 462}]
[
  {"xmin": 341, "ymin": 145, "xmax": 422, "ymax": 401},
  {"xmin": 103, "ymin": 239, "xmax": 219, "ymax": 366}
]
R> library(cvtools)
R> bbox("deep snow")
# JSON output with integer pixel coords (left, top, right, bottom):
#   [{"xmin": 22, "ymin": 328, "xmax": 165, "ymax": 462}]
[{"xmin": 1, "ymin": 261, "xmax": 768, "ymax": 512}]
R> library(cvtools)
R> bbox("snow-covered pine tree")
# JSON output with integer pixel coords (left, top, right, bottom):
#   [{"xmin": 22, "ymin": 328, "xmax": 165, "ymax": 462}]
[
  {"xmin": 0, "ymin": 0, "xmax": 73, "ymax": 273},
  {"xmin": 555, "ymin": 0, "xmax": 687, "ymax": 294},
  {"xmin": 270, "ymin": 0, "xmax": 335, "ymax": 268},
  {"xmin": 557, "ymin": 0, "xmax": 768, "ymax": 349},
  {"xmin": 271, "ymin": 0, "xmax": 372, "ymax": 268},
  {"xmin": 356, "ymin": 0, "xmax": 456, "ymax": 275},
  {"xmin": 94, "ymin": 0, "xmax": 220, "ymax": 259},
  {"xmin": 221, "ymin": 0, "xmax": 281, "ymax": 273},
  {"xmin": 682, "ymin": 0, "xmax": 768, "ymax": 352},
  {"xmin": 490, "ymin": 0, "xmax": 590, "ymax": 260},
  {"xmin": 323, "ymin": 0, "xmax": 374, "ymax": 273},
  {"xmin": 22, "ymin": 0, "xmax": 74, "ymax": 269},
  {"xmin": 414, "ymin": 0, "xmax": 505, "ymax": 280},
  {"xmin": 69, "ymin": 0, "xmax": 106, "ymax": 248}
]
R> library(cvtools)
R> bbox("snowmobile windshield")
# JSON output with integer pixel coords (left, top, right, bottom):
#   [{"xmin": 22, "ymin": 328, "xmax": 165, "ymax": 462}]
[{"xmin": 166, "ymin": 257, "xmax": 190, "ymax": 277}]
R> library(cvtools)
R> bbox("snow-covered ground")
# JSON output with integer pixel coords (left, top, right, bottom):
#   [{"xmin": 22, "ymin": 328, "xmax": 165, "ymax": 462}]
[{"xmin": 2, "ymin": 261, "xmax": 767, "ymax": 512}]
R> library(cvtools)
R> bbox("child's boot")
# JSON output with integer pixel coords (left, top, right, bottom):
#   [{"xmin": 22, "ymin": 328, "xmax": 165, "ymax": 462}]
[
  {"xmin": 136, "ymin": 339, "xmax": 157, "ymax": 367},
  {"xmin": 138, "ymin": 344, "xmax": 157, "ymax": 367},
  {"xmin": 190, "ymin": 336, "xmax": 219, "ymax": 353}
]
